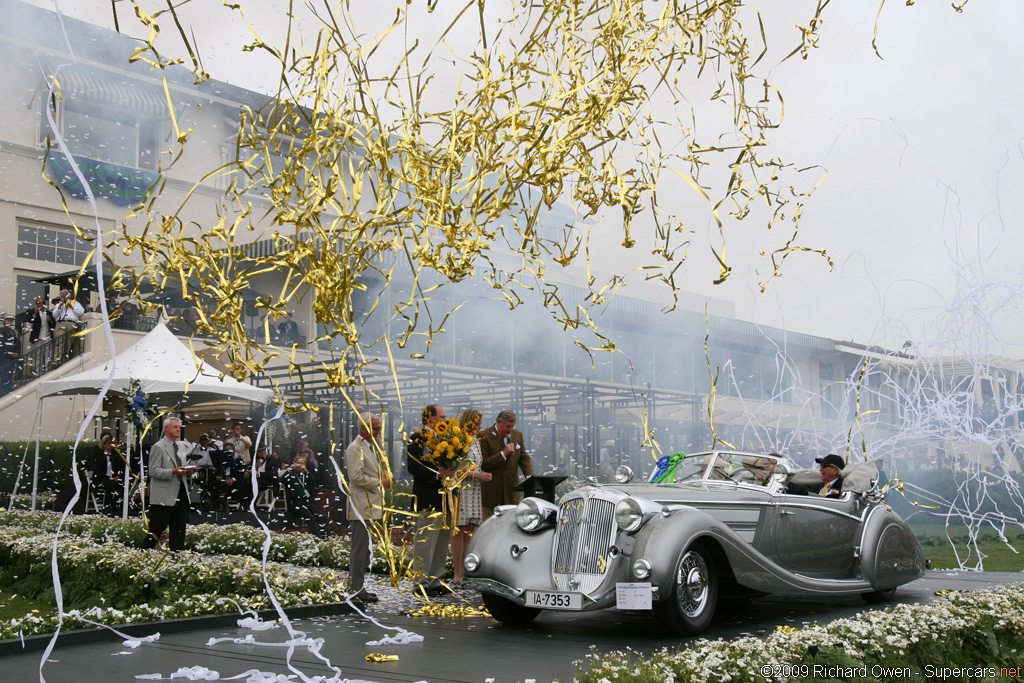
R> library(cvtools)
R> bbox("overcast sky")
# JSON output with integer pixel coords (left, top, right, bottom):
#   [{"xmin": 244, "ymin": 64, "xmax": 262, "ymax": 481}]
[
  {"xmin": 739, "ymin": 1, "xmax": 1024, "ymax": 359},
  {"xmin": 31, "ymin": 0, "xmax": 1024, "ymax": 359}
]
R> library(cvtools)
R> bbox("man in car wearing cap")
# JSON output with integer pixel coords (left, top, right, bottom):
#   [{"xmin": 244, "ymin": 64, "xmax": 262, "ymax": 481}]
[{"xmin": 811, "ymin": 453, "xmax": 845, "ymax": 497}]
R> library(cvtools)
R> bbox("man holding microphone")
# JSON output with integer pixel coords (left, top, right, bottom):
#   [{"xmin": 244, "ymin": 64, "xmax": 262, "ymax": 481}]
[{"xmin": 479, "ymin": 409, "xmax": 533, "ymax": 520}]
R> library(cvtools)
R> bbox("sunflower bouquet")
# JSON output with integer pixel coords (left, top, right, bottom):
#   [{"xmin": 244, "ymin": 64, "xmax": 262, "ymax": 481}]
[{"xmin": 421, "ymin": 417, "xmax": 476, "ymax": 471}]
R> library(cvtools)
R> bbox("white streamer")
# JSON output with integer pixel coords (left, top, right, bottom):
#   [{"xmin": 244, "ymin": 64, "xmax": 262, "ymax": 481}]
[
  {"xmin": 215, "ymin": 597, "xmax": 279, "ymax": 631},
  {"xmin": 364, "ymin": 632, "xmax": 423, "ymax": 646},
  {"xmin": 36, "ymin": 1, "xmax": 123, "ymax": 679}
]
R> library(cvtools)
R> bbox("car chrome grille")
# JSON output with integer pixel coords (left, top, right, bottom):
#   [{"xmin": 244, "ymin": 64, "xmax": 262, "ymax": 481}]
[{"xmin": 552, "ymin": 494, "xmax": 616, "ymax": 593}]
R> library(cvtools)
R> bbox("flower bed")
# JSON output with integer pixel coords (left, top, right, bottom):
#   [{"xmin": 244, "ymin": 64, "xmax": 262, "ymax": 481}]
[
  {"xmin": 0, "ymin": 510, "xmax": 374, "ymax": 640},
  {"xmin": 0, "ymin": 509, "xmax": 450, "ymax": 640},
  {"xmin": 8, "ymin": 508, "xmax": 1023, "ymax": 683},
  {"xmin": 0, "ymin": 510, "xmax": 354, "ymax": 569},
  {"xmin": 575, "ymin": 583, "xmax": 1024, "ymax": 683},
  {"xmin": 0, "ymin": 530, "xmax": 354, "ymax": 640}
]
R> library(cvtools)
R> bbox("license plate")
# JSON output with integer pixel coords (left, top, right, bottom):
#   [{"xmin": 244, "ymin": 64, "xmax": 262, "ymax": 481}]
[{"xmin": 524, "ymin": 590, "xmax": 583, "ymax": 610}]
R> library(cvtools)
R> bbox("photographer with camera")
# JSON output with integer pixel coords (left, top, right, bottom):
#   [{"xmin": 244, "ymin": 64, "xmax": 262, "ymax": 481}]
[{"xmin": 282, "ymin": 450, "xmax": 327, "ymax": 537}]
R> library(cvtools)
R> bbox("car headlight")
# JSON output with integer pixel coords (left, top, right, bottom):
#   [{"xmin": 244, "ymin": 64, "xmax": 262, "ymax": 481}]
[
  {"xmin": 613, "ymin": 465, "xmax": 634, "ymax": 484},
  {"xmin": 515, "ymin": 498, "xmax": 556, "ymax": 532},
  {"xmin": 615, "ymin": 497, "xmax": 644, "ymax": 532},
  {"xmin": 464, "ymin": 552, "xmax": 480, "ymax": 573}
]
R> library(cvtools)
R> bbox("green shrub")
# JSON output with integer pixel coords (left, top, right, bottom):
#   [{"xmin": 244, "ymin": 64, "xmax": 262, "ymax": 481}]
[{"xmin": 0, "ymin": 441, "xmax": 86, "ymax": 498}]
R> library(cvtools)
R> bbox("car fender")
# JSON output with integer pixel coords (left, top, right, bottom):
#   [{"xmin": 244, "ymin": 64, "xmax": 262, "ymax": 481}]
[
  {"xmin": 859, "ymin": 503, "xmax": 925, "ymax": 589},
  {"xmin": 630, "ymin": 506, "xmax": 744, "ymax": 594},
  {"xmin": 465, "ymin": 507, "xmax": 558, "ymax": 591}
]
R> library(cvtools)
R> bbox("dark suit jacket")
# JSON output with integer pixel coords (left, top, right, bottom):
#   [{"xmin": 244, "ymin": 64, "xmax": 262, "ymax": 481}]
[
  {"xmin": 809, "ymin": 477, "xmax": 843, "ymax": 498},
  {"xmin": 281, "ymin": 467, "xmax": 313, "ymax": 501},
  {"xmin": 0, "ymin": 325, "xmax": 18, "ymax": 358},
  {"xmin": 246, "ymin": 454, "xmax": 280, "ymax": 490},
  {"xmin": 90, "ymin": 446, "xmax": 124, "ymax": 485},
  {"xmin": 27, "ymin": 308, "xmax": 55, "ymax": 343},
  {"xmin": 407, "ymin": 430, "xmax": 444, "ymax": 511},
  {"xmin": 478, "ymin": 426, "xmax": 533, "ymax": 512}
]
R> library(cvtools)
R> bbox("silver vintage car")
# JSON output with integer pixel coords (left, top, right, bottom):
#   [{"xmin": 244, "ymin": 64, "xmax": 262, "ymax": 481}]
[{"xmin": 464, "ymin": 450, "xmax": 924, "ymax": 634}]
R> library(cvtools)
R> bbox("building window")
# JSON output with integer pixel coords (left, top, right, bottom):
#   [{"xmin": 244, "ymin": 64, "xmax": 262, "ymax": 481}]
[
  {"xmin": 58, "ymin": 102, "xmax": 161, "ymax": 170},
  {"xmin": 17, "ymin": 224, "xmax": 91, "ymax": 267},
  {"xmin": 41, "ymin": 67, "xmax": 167, "ymax": 171},
  {"xmin": 15, "ymin": 273, "xmax": 48, "ymax": 315}
]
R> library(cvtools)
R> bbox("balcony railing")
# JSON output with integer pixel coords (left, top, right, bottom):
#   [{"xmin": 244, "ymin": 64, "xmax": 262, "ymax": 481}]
[
  {"xmin": 110, "ymin": 314, "xmax": 159, "ymax": 333},
  {"xmin": 0, "ymin": 329, "xmax": 85, "ymax": 399},
  {"xmin": 112, "ymin": 314, "xmax": 307, "ymax": 347},
  {"xmin": 0, "ymin": 317, "xmax": 312, "ymax": 401}
]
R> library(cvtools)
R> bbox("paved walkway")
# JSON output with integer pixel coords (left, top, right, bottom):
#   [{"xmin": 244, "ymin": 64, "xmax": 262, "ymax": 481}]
[{"xmin": 3, "ymin": 571, "xmax": 1022, "ymax": 683}]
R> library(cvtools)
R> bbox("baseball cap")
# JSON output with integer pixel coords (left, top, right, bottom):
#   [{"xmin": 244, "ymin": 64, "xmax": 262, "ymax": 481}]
[{"xmin": 815, "ymin": 454, "xmax": 845, "ymax": 469}]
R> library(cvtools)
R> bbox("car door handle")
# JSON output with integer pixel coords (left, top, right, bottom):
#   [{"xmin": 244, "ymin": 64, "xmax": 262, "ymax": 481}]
[{"xmin": 780, "ymin": 510, "xmax": 795, "ymax": 516}]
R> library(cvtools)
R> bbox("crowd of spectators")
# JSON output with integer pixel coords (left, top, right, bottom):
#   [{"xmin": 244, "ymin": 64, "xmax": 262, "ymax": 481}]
[
  {"xmin": 0, "ymin": 289, "xmax": 88, "ymax": 393},
  {"xmin": 0, "ymin": 291, "xmax": 310, "ymax": 397},
  {"xmin": 180, "ymin": 417, "xmax": 340, "ymax": 531}
]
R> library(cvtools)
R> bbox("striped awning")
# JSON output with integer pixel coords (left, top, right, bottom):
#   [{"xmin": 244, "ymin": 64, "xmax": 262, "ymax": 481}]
[{"xmin": 54, "ymin": 66, "xmax": 167, "ymax": 117}]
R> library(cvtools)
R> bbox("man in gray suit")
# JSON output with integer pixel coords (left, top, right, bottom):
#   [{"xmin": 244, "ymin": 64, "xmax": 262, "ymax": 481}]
[{"xmin": 142, "ymin": 416, "xmax": 194, "ymax": 551}]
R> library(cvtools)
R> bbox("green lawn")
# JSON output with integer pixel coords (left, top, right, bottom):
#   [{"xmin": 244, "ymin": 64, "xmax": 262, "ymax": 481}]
[
  {"xmin": 911, "ymin": 522, "xmax": 1024, "ymax": 572},
  {"xmin": 0, "ymin": 588, "xmax": 56, "ymax": 624}
]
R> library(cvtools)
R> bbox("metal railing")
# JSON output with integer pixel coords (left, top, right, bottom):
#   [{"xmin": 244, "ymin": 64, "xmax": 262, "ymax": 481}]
[
  {"xmin": 114, "ymin": 314, "xmax": 307, "ymax": 346},
  {"xmin": 0, "ymin": 329, "xmax": 85, "ymax": 399},
  {"xmin": 0, "ymin": 316, "xmax": 312, "ymax": 401},
  {"xmin": 245, "ymin": 326, "xmax": 307, "ymax": 347},
  {"xmin": 110, "ymin": 314, "xmax": 159, "ymax": 333}
]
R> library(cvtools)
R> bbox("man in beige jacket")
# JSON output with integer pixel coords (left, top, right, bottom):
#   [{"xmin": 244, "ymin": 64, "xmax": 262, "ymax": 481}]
[{"xmin": 344, "ymin": 413, "xmax": 391, "ymax": 602}]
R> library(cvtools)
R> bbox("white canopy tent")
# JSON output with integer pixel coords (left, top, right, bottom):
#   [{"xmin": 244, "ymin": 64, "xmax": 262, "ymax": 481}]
[
  {"xmin": 29, "ymin": 320, "xmax": 276, "ymax": 512},
  {"xmin": 38, "ymin": 321, "xmax": 274, "ymax": 404}
]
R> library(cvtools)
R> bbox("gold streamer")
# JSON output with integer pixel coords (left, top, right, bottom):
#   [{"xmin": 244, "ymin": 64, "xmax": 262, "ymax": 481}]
[
  {"xmin": 884, "ymin": 480, "xmax": 941, "ymax": 510},
  {"xmin": 86, "ymin": 0, "xmax": 842, "ymax": 409},
  {"xmin": 365, "ymin": 653, "xmax": 400, "ymax": 663},
  {"xmin": 408, "ymin": 603, "xmax": 491, "ymax": 619},
  {"xmin": 704, "ymin": 306, "xmax": 734, "ymax": 451}
]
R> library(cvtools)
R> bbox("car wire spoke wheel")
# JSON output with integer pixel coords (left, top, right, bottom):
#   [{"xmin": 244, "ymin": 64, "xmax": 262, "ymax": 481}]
[
  {"xmin": 656, "ymin": 543, "xmax": 718, "ymax": 635},
  {"xmin": 677, "ymin": 550, "xmax": 711, "ymax": 617}
]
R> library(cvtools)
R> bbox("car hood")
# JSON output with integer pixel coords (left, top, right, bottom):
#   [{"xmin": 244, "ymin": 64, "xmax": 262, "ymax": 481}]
[{"xmin": 573, "ymin": 481, "xmax": 773, "ymax": 507}]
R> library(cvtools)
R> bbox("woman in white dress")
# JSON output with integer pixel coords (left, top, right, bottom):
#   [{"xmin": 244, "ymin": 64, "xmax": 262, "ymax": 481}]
[{"xmin": 451, "ymin": 409, "xmax": 492, "ymax": 586}]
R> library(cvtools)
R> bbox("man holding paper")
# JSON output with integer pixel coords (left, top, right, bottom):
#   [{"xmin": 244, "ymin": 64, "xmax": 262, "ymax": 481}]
[{"xmin": 142, "ymin": 416, "xmax": 195, "ymax": 551}]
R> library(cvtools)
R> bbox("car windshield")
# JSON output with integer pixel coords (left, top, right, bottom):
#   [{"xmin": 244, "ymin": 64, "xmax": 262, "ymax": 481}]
[{"xmin": 673, "ymin": 452, "xmax": 781, "ymax": 487}]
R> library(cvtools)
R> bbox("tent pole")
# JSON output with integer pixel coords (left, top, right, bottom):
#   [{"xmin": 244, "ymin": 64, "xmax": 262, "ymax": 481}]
[
  {"xmin": 13, "ymin": 402, "xmax": 43, "ymax": 509},
  {"xmin": 122, "ymin": 433, "xmax": 131, "ymax": 520},
  {"xmin": 31, "ymin": 398, "xmax": 43, "ymax": 511}
]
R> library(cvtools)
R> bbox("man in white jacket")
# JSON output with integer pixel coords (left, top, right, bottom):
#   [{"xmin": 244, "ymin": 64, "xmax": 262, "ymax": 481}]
[{"xmin": 344, "ymin": 414, "xmax": 391, "ymax": 602}]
